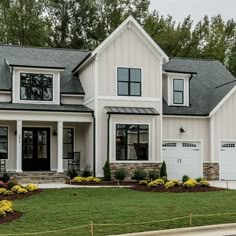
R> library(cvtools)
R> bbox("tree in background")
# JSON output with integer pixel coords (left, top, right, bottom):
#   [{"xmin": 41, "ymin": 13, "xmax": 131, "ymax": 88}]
[{"xmin": 0, "ymin": 0, "xmax": 51, "ymax": 46}]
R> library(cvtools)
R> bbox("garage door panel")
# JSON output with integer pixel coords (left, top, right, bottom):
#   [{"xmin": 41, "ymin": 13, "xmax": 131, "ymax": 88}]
[
  {"xmin": 220, "ymin": 142, "xmax": 236, "ymax": 180},
  {"xmin": 162, "ymin": 141, "xmax": 201, "ymax": 180}
]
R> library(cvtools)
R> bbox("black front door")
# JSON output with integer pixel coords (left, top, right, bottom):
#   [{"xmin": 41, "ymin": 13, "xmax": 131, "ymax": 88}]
[{"xmin": 22, "ymin": 128, "xmax": 50, "ymax": 171}]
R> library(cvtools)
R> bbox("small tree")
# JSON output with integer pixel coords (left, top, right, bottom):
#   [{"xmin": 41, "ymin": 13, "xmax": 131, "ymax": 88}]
[
  {"xmin": 160, "ymin": 161, "xmax": 167, "ymax": 178},
  {"xmin": 103, "ymin": 160, "xmax": 111, "ymax": 181}
]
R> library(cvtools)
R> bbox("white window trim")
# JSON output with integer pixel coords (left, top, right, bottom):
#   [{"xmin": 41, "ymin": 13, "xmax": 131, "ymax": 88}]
[
  {"xmin": 112, "ymin": 121, "xmax": 151, "ymax": 162},
  {"xmin": 12, "ymin": 68, "xmax": 60, "ymax": 105},
  {"xmin": 116, "ymin": 66, "xmax": 143, "ymax": 97},
  {"xmin": 0, "ymin": 125, "xmax": 9, "ymax": 160},
  {"xmin": 166, "ymin": 73, "xmax": 190, "ymax": 107}
]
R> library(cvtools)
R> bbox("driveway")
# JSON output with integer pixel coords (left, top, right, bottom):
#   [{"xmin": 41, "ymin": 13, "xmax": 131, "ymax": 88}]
[{"xmin": 209, "ymin": 180, "xmax": 236, "ymax": 190}]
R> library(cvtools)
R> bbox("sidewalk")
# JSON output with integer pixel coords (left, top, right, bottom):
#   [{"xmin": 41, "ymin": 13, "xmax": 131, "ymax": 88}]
[{"xmin": 113, "ymin": 223, "xmax": 236, "ymax": 236}]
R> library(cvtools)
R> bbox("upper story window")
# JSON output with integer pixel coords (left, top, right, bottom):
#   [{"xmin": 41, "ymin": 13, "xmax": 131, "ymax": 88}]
[
  {"xmin": 173, "ymin": 79, "xmax": 184, "ymax": 105},
  {"xmin": 20, "ymin": 73, "xmax": 53, "ymax": 101},
  {"xmin": 117, "ymin": 68, "xmax": 141, "ymax": 96}
]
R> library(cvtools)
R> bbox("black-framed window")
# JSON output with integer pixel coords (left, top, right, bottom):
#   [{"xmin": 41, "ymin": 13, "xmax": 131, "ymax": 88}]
[
  {"xmin": 20, "ymin": 73, "xmax": 53, "ymax": 101},
  {"xmin": 0, "ymin": 127, "xmax": 8, "ymax": 160},
  {"xmin": 63, "ymin": 128, "xmax": 74, "ymax": 159},
  {"xmin": 117, "ymin": 68, "xmax": 141, "ymax": 96},
  {"xmin": 116, "ymin": 124, "xmax": 148, "ymax": 161},
  {"xmin": 173, "ymin": 79, "xmax": 184, "ymax": 104}
]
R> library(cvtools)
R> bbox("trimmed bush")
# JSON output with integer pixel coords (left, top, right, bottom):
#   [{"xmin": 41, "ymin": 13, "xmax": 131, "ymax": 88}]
[
  {"xmin": 195, "ymin": 177, "xmax": 204, "ymax": 182},
  {"xmin": 139, "ymin": 180, "xmax": 149, "ymax": 186},
  {"xmin": 182, "ymin": 175, "xmax": 190, "ymax": 183},
  {"xmin": 25, "ymin": 184, "xmax": 38, "ymax": 192},
  {"xmin": 198, "ymin": 180, "xmax": 210, "ymax": 187},
  {"xmin": 103, "ymin": 160, "xmax": 111, "ymax": 181},
  {"xmin": 148, "ymin": 179, "xmax": 164, "ymax": 187},
  {"xmin": 0, "ymin": 200, "xmax": 13, "ymax": 217},
  {"xmin": 133, "ymin": 168, "xmax": 147, "ymax": 181},
  {"xmin": 160, "ymin": 161, "xmax": 167, "ymax": 178},
  {"xmin": 82, "ymin": 166, "xmax": 92, "ymax": 177},
  {"xmin": 183, "ymin": 179, "xmax": 198, "ymax": 188},
  {"xmin": 72, "ymin": 176, "xmax": 102, "ymax": 183},
  {"xmin": 115, "ymin": 168, "xmax": 127, "ymax": 181},
  {"xmin": 148, "ymin": 171, "xmax": 159, "ymax": 180}
]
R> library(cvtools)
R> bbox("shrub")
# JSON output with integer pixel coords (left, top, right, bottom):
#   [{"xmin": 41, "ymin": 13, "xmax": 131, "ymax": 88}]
[
  {"xmin": 182, "ymin": 175, "xmax": 190, "ymax": 183},
  {"xmin": 165, "ymin": 179, "xmax": 180, "ymax": 189},
  {"xmin": 0, "ymin": 200, "xmax": 13, "ymax": 217},
  {"xmin": 148, "ymin": 179, "xmax": 164, "ymax": 187},
  {"xmin": 11, "ymin": 185, "xmax": 28, "ymax": 194},
  {"xmin": 6, "ymin": 182, "xmax": 16, "ymax": 190},
  {"xmin": 195, "ymin": 177, "xmax": 204, "ymax": 183},
  {"xmin": 103, "ymin": 160, "xmax": 111, "ymax": 181},
  {"xmin": 82, "ymin": 166, "xmax": 92, "ymax": 177},
  {"xmin": 183, "ymin": 179, "xmax": 198, "ymax": 188},
  {"xmin": 115, "ymin": 168, "xmax": 127, "ymax": 181},
  {"xmin": 148, "ymin": 171, "xmax": 159, "ymax": 180},
  {"xmin": 165, "ymin": 181, "xmax": 175, "ymax": 189},
  {"xmin": 160, "ymin": 161, "xmax": 167, "ymax": 178},
  {"xmin": 0, "ymin": 173, "xmax": 10, "ymax": 183},
  {"xmin": 161, "ymin": 176, "xmax": 168, "ymax": 183},
  {"xmin": 0, "ymin": 188, "xmax": 7, "ymax": 195},
  {"xmin": 3, "ymin": 190, "xmax": 14, "ymax": 196},
  {"xmin": 139, "ymin": 180, "xmax": 149, "ymax": 186},
  {"xmin": 25, "ymin": 184, "xmax": 38, "ymax": 192},
  {"xmin": 66, "ymin": 169, "xmax": 78, "ymax": 180},
  {"xmin": 198, "ymin": 180, "xmax": 210, "ymax": 187},
  {"xmin": 133, "ymin": 168, "xmax": 147, "ymax": 181},
  {"xmin": 0, "ymin": 181, "xmax": 6, "ymax": 189},
  {"xmin": 71, "ymin": 176, "xmax": 102, "ymax": 183}
]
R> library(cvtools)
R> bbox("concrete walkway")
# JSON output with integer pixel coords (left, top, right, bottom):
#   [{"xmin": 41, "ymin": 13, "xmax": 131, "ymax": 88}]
[
  {"xmin": 35, "ymin": 180, "xmax": 236, "ymax": 189},
  {"xmin": 113, "ymin": 223, "xmax": 236, "ymax": 236}
]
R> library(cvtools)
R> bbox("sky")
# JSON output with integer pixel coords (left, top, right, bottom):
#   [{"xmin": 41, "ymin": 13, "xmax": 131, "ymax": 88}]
[{"xmin": 149, "ymin": 0, "xmax": 236, "ymax": 24}]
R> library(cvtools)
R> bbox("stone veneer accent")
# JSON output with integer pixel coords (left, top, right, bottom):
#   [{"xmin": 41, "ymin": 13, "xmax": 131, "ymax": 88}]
[
  {"xmin": 203, "ymin": 163, "xmax": 219, "ymax": 180},
  {"xmin": 110, "ymin": 163, "xmax": 161, "ymax": 180}
]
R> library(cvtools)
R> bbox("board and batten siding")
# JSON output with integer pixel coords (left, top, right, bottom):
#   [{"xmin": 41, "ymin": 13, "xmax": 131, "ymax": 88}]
[
  {"xmin": 212, "ymin": 89, "xmax": 236, "ymax": 162},
  {"xmin": 97, "ymin": 26, "xmax": 162, "ymax": 98},
  {"xmin": 79, "ymin": 60, "xmax": 95, "ymax": 102},
  {"xmin": 95, "ymin": 100, "xmax": 161, "ymax": 177},
  {"xmin": 162, "ymin": 117, "xmax": 210, "ymax": 162}
]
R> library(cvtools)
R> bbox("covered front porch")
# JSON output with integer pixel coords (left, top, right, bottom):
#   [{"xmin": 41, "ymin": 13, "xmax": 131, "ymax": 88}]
[{"xmin": 0, "ymin": 107, "xmax": 94, "ymax": 175}]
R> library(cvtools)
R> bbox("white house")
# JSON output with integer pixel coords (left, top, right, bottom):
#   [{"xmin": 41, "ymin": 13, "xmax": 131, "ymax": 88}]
[{"xmin": 0, "ymin": 16, "xmax": 236, "ymax": 181}]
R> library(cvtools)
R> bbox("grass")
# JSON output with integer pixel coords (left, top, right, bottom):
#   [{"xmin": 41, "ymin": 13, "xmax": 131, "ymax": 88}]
[{"xmin": 1, "ymin": 188, "xmax": 236, "ymax": 235}]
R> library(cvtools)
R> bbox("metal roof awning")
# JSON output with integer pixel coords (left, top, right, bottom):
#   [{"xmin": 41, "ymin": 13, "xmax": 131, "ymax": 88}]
[{"xmin": 105, "ymin": 106, "xmax": 159, "ymax": 116}]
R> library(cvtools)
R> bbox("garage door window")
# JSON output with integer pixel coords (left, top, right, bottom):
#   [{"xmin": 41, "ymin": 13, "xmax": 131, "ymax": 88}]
[{"xmin": 116, "ymin": 124, "xmax": 149, "ymax": 161}]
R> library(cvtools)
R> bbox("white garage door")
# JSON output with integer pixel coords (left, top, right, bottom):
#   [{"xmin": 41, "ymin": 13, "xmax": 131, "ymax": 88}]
[
  {"xmin": 220, "ymin": 142, "xmax": 236, "ymax": 180},
  {"xmin": 162, "ymin": 141, "xmax": 202, "ymax": 180}
]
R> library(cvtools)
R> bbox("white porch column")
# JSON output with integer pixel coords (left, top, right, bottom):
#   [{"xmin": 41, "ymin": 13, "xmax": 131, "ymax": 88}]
[
  {"xmin": 16, "ymin": 120, "xmax": 22, "ymax": 172},
  {"xmin": 57, "ymin": 121, "xmax": 64, "ymax": 172}
]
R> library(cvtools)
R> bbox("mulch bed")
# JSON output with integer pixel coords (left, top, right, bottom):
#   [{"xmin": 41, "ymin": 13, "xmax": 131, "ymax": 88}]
[
  {"xmin": 0, "ymin": 211, "xmax": 23, "ymax": 224},
  {"xmin": 0, "ymin": 189, "xmax": 42, "ymax": 201},
  {"xmin": 132, "ymin": 184, "xmax": 225, "ymax": 193},
  {"xmin": 68, "ymin": 180, "xmax": 138, "ymax": 186}
]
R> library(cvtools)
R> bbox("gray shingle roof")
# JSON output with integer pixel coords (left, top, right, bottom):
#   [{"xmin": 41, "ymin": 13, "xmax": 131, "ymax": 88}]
[
  {"xmin": 0, "ymin": 102, "xmax": 93, "ymax": 113},
  {"xmin": 163, "ymin": 58, "xmax": 236, "ymax": 116},
  {"xmin": 6, "ymin": 56, "xmax": 65, "ymax": 69},
  {"xmin": 0, "ymin": 45, "xmax": 89, "ymax": 93},
  {"xmin": 105, "ymin": 106, "xmax": 159, "ymax": 115}
]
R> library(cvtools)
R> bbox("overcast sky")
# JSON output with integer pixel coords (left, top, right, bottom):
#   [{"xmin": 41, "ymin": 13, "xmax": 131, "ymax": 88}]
[{"xmin": 150, "ymin": 0, "xmax": 236, "ymax": 24}]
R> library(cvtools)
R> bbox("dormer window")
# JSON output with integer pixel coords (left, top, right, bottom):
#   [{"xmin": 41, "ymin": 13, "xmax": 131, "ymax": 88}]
[
  {"xmin": 20, "ymin": 73, "xmax": 53, "ymax": 101},
  {"xmin": 173, "ymin": 79, "xmax": 184, "ymax": 105},
  {"xmin": 117, "ymin": 68, "xmax": 141, "ymax": 96}
]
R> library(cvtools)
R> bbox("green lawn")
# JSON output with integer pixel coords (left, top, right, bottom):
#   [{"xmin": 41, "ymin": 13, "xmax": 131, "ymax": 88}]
[{"xmin": 1, "ymin": 188, "xmax": 236, "ymax": 235}]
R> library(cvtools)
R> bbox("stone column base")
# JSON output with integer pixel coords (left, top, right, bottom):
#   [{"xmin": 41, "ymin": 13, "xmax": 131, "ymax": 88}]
[
  {"xmin": 110, "ymin": 163, "xmax": 161, "ymax": 180},
  {"xmin": 203, "ymin": 163, "xmax": 219, "ymax": 180}
]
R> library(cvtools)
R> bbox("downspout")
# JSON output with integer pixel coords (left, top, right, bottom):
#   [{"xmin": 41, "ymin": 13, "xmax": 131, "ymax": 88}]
[
  {"xmin": 92, "ymin": 112, "xmax": 96, "ymax": 177},
  {"xmin": 107, "ymin": 114, "xmax": 111, "ymax": 162}
]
